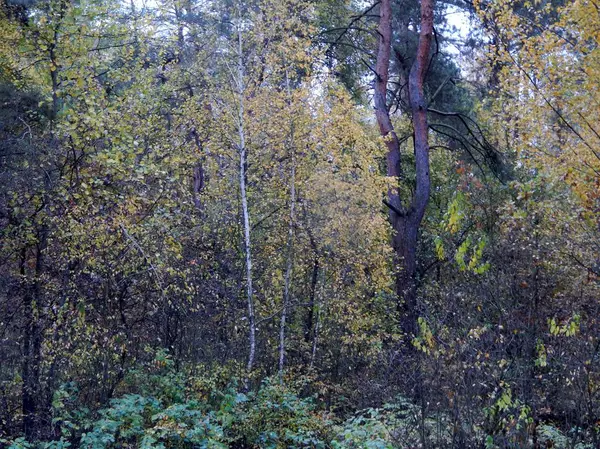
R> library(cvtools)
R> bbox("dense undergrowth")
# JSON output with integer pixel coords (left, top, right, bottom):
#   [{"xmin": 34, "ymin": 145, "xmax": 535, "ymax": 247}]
[
  {"xmin": 1, "ymin": 351, "xmax": 593, "ymax": 449},
  {"xmin": 1, "ymin": 350, "xmax": 418, "ymax": 449}
]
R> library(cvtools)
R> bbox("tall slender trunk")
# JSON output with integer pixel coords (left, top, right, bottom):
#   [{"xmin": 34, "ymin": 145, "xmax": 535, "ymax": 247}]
[
  {"xmin": 235, "ymin": 22, "xmax": 256, "ymax": 374},
  {"xmin": 20, "ymin": 248, "xmax": 36, "ymax": 440},
  {"xmin": 374, "ymin": 0, "xmax": 434, "ymax": 340},
  {"xmin": 310, "ymin": 269, "xmax": 325, "ymax": 371},
  {"xmin": 21, "ymin": 237, "xmax": 44, "ymax": 440},
  {"xmin": 48, "ymin": 0, "xmax": 67, "ymax": 124},
  {"xmin": 304, "ymin": 256, "xmax": 319, "ymax": 343},
  {"xmin": 278, "ymin": 69, "xmax": 296, "ymax": 381},
  {"xmin": 191, "ymin": 129, "xmax": 205, "ymax": 210}
]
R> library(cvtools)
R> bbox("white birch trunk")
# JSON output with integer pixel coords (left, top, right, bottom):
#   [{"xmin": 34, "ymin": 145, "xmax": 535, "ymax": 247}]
[{"xmin": 235, "ymin": 21, "xmax": 256, "ymax": 374}]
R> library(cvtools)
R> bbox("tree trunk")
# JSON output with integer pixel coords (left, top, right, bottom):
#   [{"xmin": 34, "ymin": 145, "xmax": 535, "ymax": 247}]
[
  {"xmin": 278, "ymin": 69, "xmax": 297, "ymax": 381},
  {"xmin": 21, "ymin": 241, "xmax": 44, "ymax": 441},
  {"xmin": 391, "ymin": 215, "xmax": 419, "ymax": 337},
  {"xmin": 21, "ymin": 248, "xmax": 36, "ymax": 440},
  {"xmin": 375, "ymin": 0, "xmax": 434, "ymax": 340},
  {"xmin": 304, "ymin": 256, "xmax": 319, "ymax": 343},
  {"xmin": 310, "ymin": 269, "xmax": 325, "ymax": 371},
  {"xmin": 191, "ymin": 129, "xmax": 205, "ymax": 211},
  {"xmin": 235, "ymin": 22, "xmax": 256, "ymax": 374}
]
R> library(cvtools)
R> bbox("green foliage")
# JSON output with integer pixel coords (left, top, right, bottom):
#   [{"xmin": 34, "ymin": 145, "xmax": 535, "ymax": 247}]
[
  {"xmin": 5, "ymin": 358, "xmax": 469, "ymax": 449},
  {"xmin": 51, "ymin": 383, "xmax": 91, "ymax": 440},
  {"xmin": 1, "ymin": 437, "xmax": 73, "ymax": 449},
  {"xmin": 433, "ymin": 187, "xmax": 491, "ymax": 274},
  {"xmin": 332, "ymin": 397, "xmax": 456, "ymax": 449},
  {"xmin": 548, "ymin": 314, "xmax": 581, "ymax": 337},
  {"xmin": 537, "ymin": 425, "xmax": 595, "ymax": 449},
  {"xmin": 79, "ymin": 392, "xmax": 228, "ymax": 449},
  {"xmin": 227, "ymin": 378, "xmax": 330, "ymax": 449},
  {"xmin": 19, "ymin": 358, "xmax": 332, "ymax": 449},
  {"xmin": 332, "ymin": 409, "xmax": 395, "ymax": 449},
  {"xmin": 412, "ymin": 317, "xmax": 436, "ymax": 354}
]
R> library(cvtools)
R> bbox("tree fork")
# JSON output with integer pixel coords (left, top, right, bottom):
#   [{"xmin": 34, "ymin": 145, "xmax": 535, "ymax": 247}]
[{"xmin": 374, "ymin": 0, "xmax": 434, "ymax": 340}]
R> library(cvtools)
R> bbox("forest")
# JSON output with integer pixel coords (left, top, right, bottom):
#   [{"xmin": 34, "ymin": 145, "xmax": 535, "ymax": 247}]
[{"xmin": 1, "ymin": 0, "xmax": 599, "ymax": 447}]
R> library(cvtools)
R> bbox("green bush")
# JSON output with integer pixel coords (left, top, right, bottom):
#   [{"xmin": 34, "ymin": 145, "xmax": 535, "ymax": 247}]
[
  {"xmin": 331, "ymin": 397, "xmax": 454, "ymax": 449},
  {"xmin": 226, "ymin": 377, "xmax": 331, "ymax": 449}
]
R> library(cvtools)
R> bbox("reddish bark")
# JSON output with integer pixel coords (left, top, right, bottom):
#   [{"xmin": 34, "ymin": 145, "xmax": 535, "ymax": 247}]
[{"xmin": 374, "ymin": 0, "xmax": 434, "ymax": 339}]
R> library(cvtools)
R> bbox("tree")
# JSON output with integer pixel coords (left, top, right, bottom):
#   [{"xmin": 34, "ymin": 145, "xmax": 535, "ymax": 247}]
[{"xmin": 374, "ymin": 0, "xmax": 434, "ymax": 339}]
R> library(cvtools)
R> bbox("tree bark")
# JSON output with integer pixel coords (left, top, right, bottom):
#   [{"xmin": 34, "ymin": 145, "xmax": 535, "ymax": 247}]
[
  {"xmin": 278, "ymin": 68, "xmax": 297, "ymax": 381},
  {"xmin": 235, "ymin": 22, "xmax": 256, "ymax": 374},
  {"xmin": 375, "ymin": 0, "xmax": 434, "ymax": 339},
  {"xmin": 191, "ymin": 129, "xmax": 205, "ymax": 210},
  {"xmin": 304, "ymin": 256, "xmax": 319, "ymax": 343},
  {"xmin": 310, "ymin": 269, "xmax": 325, "ymax": 371},
  {"xmin": 20, "ymin": 248, "xmax": 36, "ymax": 440},
  {"xmin": 21, "ymin": 241, "xmax": 44, "ymax": 440}
]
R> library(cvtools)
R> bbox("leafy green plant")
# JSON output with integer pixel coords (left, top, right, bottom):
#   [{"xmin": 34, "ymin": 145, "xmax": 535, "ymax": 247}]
[
  {"xmin": 332, "ymin": 396, "xmax": 454, "ymax": 449},
  {"xmin": 225, "ymin": 377, "xmax": 330, "ymax": 449}
]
